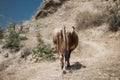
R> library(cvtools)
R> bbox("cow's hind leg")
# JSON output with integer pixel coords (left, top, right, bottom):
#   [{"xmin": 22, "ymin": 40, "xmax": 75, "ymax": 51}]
[
  {"xmin": 60, "ymin": 54, "xmax": 67, "ymax": 74},
  {"xmin": 67, "ymin": 52, "xmax": 71, "ymax": 69},
  {"xmin": 63, "ymin": 57, "xmax": 67, "ymax": 74},
  {"xmin": 60, "ymin": 54, "xmax": 64, "ymax": 69},
  {"xmin": 60, "ymin": 55, "xmax": 64, "ymax": 69}
]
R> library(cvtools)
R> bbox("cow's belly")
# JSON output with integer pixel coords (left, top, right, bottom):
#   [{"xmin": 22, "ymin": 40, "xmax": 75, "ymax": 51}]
[{"xmin": 69, "ymin": 43, "xmax": 77, "ymax": 52}]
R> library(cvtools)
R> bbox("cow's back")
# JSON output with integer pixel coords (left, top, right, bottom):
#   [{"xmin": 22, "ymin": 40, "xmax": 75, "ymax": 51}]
[{"xmin": 53, "ymin": 26, "xmax": 78, "ymax": 53}]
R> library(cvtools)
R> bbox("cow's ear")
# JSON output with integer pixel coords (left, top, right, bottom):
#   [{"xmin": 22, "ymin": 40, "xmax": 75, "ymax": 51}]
[{"xmin": 72, "ymin": 26, "xmax": 75, "ymax": 29}]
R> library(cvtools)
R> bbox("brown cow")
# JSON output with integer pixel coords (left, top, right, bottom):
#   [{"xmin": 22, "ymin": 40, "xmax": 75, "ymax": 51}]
[{"xmin": 53, "ymin": 25, "xmax": 78, "ymax": 73}]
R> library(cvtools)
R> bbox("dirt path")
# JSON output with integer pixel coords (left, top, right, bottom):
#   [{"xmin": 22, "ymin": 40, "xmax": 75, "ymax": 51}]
[{"xmin": 81, "ymin": 40, "xmax": 105, "ymax": 57}]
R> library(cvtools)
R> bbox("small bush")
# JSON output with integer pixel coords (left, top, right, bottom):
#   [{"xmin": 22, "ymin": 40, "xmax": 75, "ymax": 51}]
[
  {"xmin": 0, "ymin": 27, "xmax": 4, "ymax": 39},
  {"xmin": 5, "ymin": 24, "xmax": 20, "ymax": 49},
  {"xmin": 76, "ymin": 11, "xmax": 105, "ymax": 30},
  {"xmin": 32, "ymin": 33, "xmax": 56, "ymax": 61},
  {"xmin": 106, "ymin": 2, "xmax": 120, "ymax": 32}
]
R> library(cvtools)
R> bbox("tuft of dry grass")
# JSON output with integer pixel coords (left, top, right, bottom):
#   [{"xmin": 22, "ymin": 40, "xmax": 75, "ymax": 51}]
[
  {"xmin": 62, "ymin": 0, "xmax": 78, "ymax": 11},
  {"xmin": 75, "ymin": 10, "xmax": 106, "ymax": 30}
]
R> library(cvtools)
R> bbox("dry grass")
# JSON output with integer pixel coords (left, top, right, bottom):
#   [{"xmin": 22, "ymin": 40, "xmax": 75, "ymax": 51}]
[
  {"xmin": 75, "ymin": 0, "xmax": 120, "ymax": 31},
  {"xmin": 62, "ymin": 0, "xmax": 79, "ymax": 11},
  {"xmin": 75, "ymin": 10, "xmax": 106, "ymax": 30}
]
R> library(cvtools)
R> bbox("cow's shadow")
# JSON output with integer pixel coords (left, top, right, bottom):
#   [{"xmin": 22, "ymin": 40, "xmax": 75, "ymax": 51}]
[{"xmin": 67, "ymin": 62, "xmax": 86, "ymax": 72}]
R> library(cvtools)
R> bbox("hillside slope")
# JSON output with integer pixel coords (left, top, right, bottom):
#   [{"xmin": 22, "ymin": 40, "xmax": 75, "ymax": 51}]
[{"xmin": 0, "ymin": 0, "xmax": 120, "ymax": 80}]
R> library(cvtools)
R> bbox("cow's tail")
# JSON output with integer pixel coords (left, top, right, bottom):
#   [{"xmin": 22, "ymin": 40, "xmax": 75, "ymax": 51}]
[{"xmin": 63, "ymin": 25, "xmax": 68, "ymax": 62}]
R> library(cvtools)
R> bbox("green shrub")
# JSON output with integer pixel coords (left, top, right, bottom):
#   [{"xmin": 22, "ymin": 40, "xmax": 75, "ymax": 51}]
[
  {"xmin": 5, "ymin": 24, "xmax": 20, "ymax": 48},
  {"xmin": 106, "ymin": 2, "xmax": 120, "ymax": 32},
  {"xmin": 32, "ymin": 33, "xmax": 56, "ymax": 61}
]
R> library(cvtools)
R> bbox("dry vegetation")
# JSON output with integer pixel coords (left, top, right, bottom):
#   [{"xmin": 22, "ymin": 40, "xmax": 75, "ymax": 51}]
[
  {"xmin": 75, "ymin": 0, "xmax": 120, "ymax": 31},
  {"xmin": 0, "ymin": 27, "xmax": 4, "ymax": 39},
  {"xmin": 76, "ymin": 10, "xmax": 106, "ymax": 30}
]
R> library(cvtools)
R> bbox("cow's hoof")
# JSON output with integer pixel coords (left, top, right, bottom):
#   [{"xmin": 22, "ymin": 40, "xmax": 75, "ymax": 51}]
[
  {"xmin": 66, "ymin": 65, "xmax": 71, "ymax": 69},
  {"xmin": 63, "ymin": 70, "xmax": 66, "ymax": 74},
  {"xmin": 61, "ymin": 65, "xmax": 64, "ymax": 69}
]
